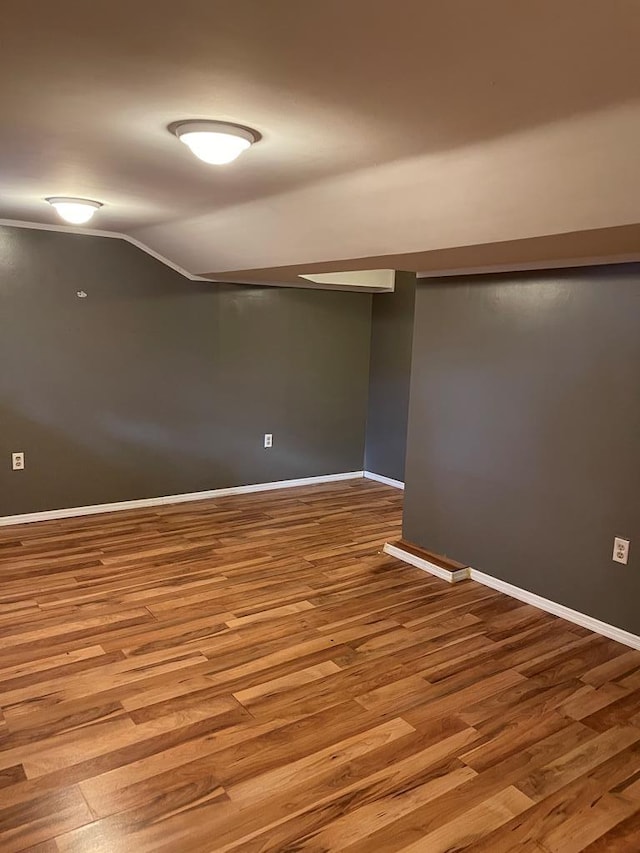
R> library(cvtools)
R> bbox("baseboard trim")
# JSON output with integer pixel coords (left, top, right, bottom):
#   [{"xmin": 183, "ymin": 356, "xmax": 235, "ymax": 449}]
[
  {"xmin": 383, "ymin": 540, "xmax": 640, "ymax": 650},
  {"xmin": 0, "ymin": 471, "xmax": 365, "ymax": 527},
  {"xmin": 364, "ymin": 471, "xmax": 405, "ymax": 489},
  {"xmin": 383, "ymin": 542, "xmax": 469, "ymax": 584},
  {"xmin": 468, "ymin": 569, "xmax": 640, "ymax": 651}
]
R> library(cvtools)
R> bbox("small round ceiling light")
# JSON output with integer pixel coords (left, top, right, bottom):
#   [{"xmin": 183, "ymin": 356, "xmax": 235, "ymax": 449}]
[
  {"xmin": 46, "ymin": 197, "xmax": 103, "ymax": 225},
  {"xmin": 170, "ymin": 120, "xmax": 260, "ymax": 165}
]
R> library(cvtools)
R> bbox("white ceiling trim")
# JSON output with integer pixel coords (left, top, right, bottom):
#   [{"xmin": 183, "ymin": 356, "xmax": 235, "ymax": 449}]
[
  {"xmin": 299, "ymin": 269, "xmax": 395, "ymax": 290},
  {"xmin": 0, "ymin": 218, "xmax": 214, "ymax": 282},
  {"xmin": 0, "ymin": 218, "xmax": 392, "ymax": 291},
  {"xmin": 1, "ymin": 2, "xmax": 639, "ymax": 282}
]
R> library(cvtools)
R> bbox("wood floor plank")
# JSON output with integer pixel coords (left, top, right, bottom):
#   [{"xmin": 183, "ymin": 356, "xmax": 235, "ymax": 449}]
[
  {"xmin": 1, "ymin": 480, "xmax": 639, "ymax": 850},
  {"xmin": 0, "ymin": 784, "xmax": 92, "ymax": 853},
  {"xmin": 470, "ymin": 742, "xmax": 640, "ymax": 853},
  {"xmin": 392, "ymin": 786, "xmax": 535, "ymax": 853}
]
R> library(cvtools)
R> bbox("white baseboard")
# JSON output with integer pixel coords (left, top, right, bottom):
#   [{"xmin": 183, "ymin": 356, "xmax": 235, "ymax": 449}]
[
  {"xmin": 383, "ymin": 542, "xmax": 468, "ymax": 584},
  {"xmin": 468, "ymin": 569, "xmax": 640, "ymax": 651},
  {"xmin": 384, "ymin": 540, "xmax": 640, "ymax": 650},
  {"xmin": 364, "ymin": 471, "xmax": 405, "ymax": 490},
  {"xmin": 0, "ymin": 471, "xmax": 364, "ymax": 527}
]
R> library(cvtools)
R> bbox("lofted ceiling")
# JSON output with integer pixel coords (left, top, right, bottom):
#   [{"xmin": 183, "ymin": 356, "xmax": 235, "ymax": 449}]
[{"xmin": 1, "ymin": 0, "xmax": 639, "ymax": 287}]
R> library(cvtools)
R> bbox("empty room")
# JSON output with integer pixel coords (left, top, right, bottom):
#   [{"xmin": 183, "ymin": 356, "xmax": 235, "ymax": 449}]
[{"xmin": 1, "ymin": 2, "xmax": 639, "ymax": 851}]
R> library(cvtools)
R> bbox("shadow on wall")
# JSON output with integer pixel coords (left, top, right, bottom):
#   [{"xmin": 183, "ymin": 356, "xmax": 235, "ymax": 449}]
[
  {"xmin": 0, "ymin": 403, "xmax": 237, "ymax": 516},
  {"xmin": 0, "ymin": 266, "xmax": 238, "ymax": 513},
  {"xmin": 0, "ymin": 226, "xmax": 371, "ymax": 516},
  {"xmin": 402, "ymin": 265, "xmax": 640, "ymax": 634}
]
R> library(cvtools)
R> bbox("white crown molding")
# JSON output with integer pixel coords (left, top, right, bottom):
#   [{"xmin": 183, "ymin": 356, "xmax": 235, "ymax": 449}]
[
  {"xmin": 0, "ymin": 217, "xmax": 213, "ymax": 282},
  {"xmin": 364, "ymin": 471, "xmax": 405, "ymax": 489},
  {"xmin": 384, "ymin": 540, "xmax": 640, "ymax": 650},
  {"xmin": 0, "ymin": 471, "xmax": 364, "ymax": 527},
  {"xmin": 124, "ymin": 234, "xmax": 214, "ymax": 281},
  {"xmin": 0, "ymin": 218, "xmax": 390, "ymax": 291}
]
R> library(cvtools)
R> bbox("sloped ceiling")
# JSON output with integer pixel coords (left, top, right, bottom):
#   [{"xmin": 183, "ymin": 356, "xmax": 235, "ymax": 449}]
[{"xmin": 1, "ymin": 0, "xmax": 639, "ymax": 286}]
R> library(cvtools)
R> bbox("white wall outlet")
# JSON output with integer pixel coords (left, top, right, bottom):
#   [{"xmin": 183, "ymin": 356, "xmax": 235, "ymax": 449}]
[
  {"xmin": 11, "ymin": 452, "xmax": 25, "ymax": 471},
  {"xmin": 613, "ymin": 537, "xmax": 630, "ymax": 565},
  {"xmin": 264, "ymin": 433, "xmax": 273, "ymax": 448}
]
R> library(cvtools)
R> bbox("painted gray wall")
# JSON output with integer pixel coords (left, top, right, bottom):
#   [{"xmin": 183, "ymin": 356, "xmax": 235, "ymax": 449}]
[
  {"xmin": 403, "ymin": 265, "xmax": 640, "ymax": 633},
  {"xmin": 364, "ymin": 272, "xmax": 416, "ymax": 482},
  {"xmin": 0, "ymin": 226, "xmax": 371, "ymax": 516}
]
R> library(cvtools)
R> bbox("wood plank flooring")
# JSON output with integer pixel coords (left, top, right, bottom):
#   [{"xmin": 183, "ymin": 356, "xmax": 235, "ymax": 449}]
[{"xmin": 0, "ymin": 479, "xmax": 639, "ymax": 852}]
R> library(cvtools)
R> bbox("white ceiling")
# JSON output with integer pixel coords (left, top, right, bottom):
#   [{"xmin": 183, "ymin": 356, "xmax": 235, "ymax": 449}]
[{"xmin": 1, "ymin": 0, "xmax": 639, "ymax": 284}]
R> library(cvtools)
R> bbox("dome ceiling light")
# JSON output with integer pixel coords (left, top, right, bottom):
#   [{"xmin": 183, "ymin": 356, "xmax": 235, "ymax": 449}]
[
  {"xmin": 170, "ymin": 120, "xmax": 260, "ymax": 165},
  {"xmin": 46, "ymin": 197, "xmax": 103, "ymax": 225}
]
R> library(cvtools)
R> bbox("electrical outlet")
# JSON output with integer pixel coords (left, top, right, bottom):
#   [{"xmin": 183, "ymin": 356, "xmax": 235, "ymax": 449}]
[
  {"xmin": 11, "ymin": 452, "xmax": 25, "ymax": 471},
  {"xmin": 613, "ymin": 537, "xmax": 630, "ymax": 565},
  {"xmin": 264, "ymin": 433, "xmax": 273, "ymax": 449}
]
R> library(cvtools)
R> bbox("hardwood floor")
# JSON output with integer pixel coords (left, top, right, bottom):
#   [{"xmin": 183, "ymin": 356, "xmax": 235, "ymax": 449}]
[{"xmin": 0, "ymin": 479, "xmax": 639, "ymax": 852}]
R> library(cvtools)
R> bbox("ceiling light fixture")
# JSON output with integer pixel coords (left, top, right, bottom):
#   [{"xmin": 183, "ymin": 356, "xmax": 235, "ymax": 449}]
[
  {"xmin": 170, "ymin": 120, "xmax": 260, "ymax": 165},
  {"xmin": 46, "ymin": 197, "xmax": 103, "ymax": 225}
]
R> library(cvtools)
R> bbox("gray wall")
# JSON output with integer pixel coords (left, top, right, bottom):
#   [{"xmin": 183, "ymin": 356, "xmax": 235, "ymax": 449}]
[
  {"xmin": 0, "ymin": 226, "xmax": 371, "ymax": 516},
  {"xmin": 364, "ymin": 272, "xmax": 416, "ymax": 482},
  {"xmin": 403, "ymin": 265, "xmax": 640, "ymax": 633}
]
